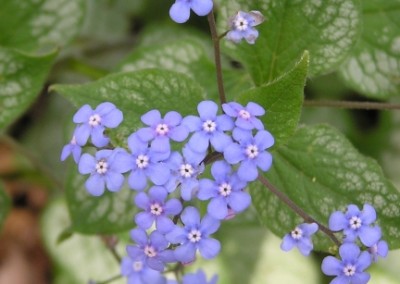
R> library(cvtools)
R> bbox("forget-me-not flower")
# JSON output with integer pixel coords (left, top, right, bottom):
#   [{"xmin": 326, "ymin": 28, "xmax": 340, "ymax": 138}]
[
  {"xmin": 61, "ymin": 132, "xmax": 82, "ymax": 163},
  {"xmin": 78, "ymin": 148, "xmax": 132, "ymax": 196},
  {"xmin": 226, "ymin": 11, "xmax": 265, "ymax": 44},
  {"xmin": 73, "ymin": 102, "xmax": 123, "ymax": 147},
  {"xmin": 127, "ymin": 228, "xmax": 175, "ymax": 272},
  {"xmin": 120, "ymin": 257, "xmax": 165, "ymax": 284},
  {"xmin": 182, "ymin": 100, "xmax": 233, "ymax": 154},
  {"xmin": 198, "ymin": 161, "xmax": 250, "ymax": 219},
  {"xmin": 322, "ymin": 243, "xmax": 371, "ymax": 284},
  {"xmin": 329, "ymin": 204, "xmax": 381, "ymax": 247},
  {"xmin": 280, "ymin": 223, "xmax": 319, "ymax": 256},
  {"xmin": 224, "ymin": 129, "xmax": 274, "ymax": 182},
  {"xmin": 169, "ymin": 0, "xmax": 213, "ymax": 24},
  {"xmin": 222, "ymin": 101, "xmax": 265, "ymax": 131},
  {"xmin": 136, "ymin": 110, "xmax": 189, "ymax": 154},
  {"xmin": 166, "ymin": 206, "xmax": 221, "ymax": 263},
  {"xmin": 134, "ymin": 186, "xmax": 182, "ymax": 233},
  {"xmin": 368, "ymin": 240, "xmax": 389, "ymax": 262}
]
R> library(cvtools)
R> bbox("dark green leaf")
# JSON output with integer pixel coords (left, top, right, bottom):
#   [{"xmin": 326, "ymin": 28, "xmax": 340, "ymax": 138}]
[
  {"xmin": 0, "ymin": 0, "xmax": 85, "ymax": 52},
  {"xmin": 339, "ymin": 0, "xmax": 400, "ymax": 98},
  {"xmin": 51, "ymin": 69, "xmax": 207, "ymax": 146},
  {"xmin": 0, "ymin": 47, "xmax": 56, "ymax": 131},
  {"xmin": 252, "ymin": 124, "xmax": 400, "ymax": 251},
  {"xmin": 217, "ymin": 0, "xmax": 361, "ymax": 85},
  {"xmin": 238, "ymin": 51, "xmax": 309, "ymax": 147}
]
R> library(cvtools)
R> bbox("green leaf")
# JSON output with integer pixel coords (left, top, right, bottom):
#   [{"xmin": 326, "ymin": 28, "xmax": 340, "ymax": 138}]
[
  {"xmin": 117, "ymin": 36, "xmax": 252, "ymax": 101},
  {"xmin": 0, "ymin": 181, "xmax": 11, "ymax": 228},
  {"xmin": 237, "ymin": 51, "xmax": 309, "ymax": 147},
  {"xmin": 0, "ymin": 0, "xmax": 85, "ymax": 52},
  {"xmin": 217, "ymin": 0, "xmax": 361, "ymax": 85},
  {"xmin": 251, "ymin": 124, "xmax": 400, "ymax": 252},
  {"xmin": 51, "ymin": 69, "xmax": 207, "ymax": 146},
  {"xmin": 65, "ymin": 166, "xmax": 137, "ymax": 234},
  {"xmin": 0, "ymin": 47, "xmax": 56, "ymax": 131},
  {"xmin": 339, "ymin": 0, "xmax": 400, "ymax": 98}
]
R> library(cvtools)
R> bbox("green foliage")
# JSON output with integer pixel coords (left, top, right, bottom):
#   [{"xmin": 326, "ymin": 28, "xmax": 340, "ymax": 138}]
[
  {"xmin": 0, "ymin": 48, "xmax": 56, "ymax": 131},
  {"xmin": 339, "ymin": 0, "xmax": 400, "ymax": 98},
  {"xmin": 0, "ymin": 181, "xmax": 11, "ymax": 228},
  {"xmin": 0, "ymin": 0, "xmax": 86, "ymax": 52},
  {"xmin": 217, "ymin": 0, "xmax": 361, "ymax": 85},
  {"xmin": 52, "ymin": 69, "xmax": 207, "ymax": 146},
  {"xmin": 251, "ymin": 124, "xmax": 400, "ymax": 252},
  {"xmin": 238, "ymin": 51, "xmax": 308, "ymax": 147}
]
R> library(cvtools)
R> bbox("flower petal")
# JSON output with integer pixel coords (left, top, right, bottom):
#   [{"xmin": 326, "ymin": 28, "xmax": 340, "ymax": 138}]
[
  {"xmin": 191, "ymin": 0, "xmax": 213, "ymax": 16},
  {"xmin": 85, "ymin": 174, "xmax": 105, "ymax": 196},
  {"xmin": 181, "ymin": 206, "xmax": 200, "ymax": 227},
  {"xmin": 169, "ymin": 1, "xmax": 191, "ymax": 23},
  {"xmin": 198, "ymin": 238, "xmax": 220, "ymax": 259}
]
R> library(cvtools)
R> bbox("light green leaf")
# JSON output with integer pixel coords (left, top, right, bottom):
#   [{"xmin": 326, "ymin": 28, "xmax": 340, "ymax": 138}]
[
  {"xmin": 0, "ymin": 181, "xmax": 11, "ymax": 228},
  {"xmin": 217, "ymin": 0, "xmax": 361, "ymax": 85},
  {"xmin": 117, "ymin": 37, "xmax": 252, "ymax": 101},
  {"xmin": 51, "ymin": 69, "xmax": 207, "ymax": 146},
  {"xmin": 40, "ymin": 198, "xmax": 125, "ymax": 283},
  {"xmin": 65, "ymin": 166, "xmax": 136, "ymax": 234},
  {"xmin": 237, "ymin": 51, "xmax": 308, "ymax": 147},
  {"xmin": 0, "ymin": 47, "xmax": 56, "ymax": 131},
  {"xmin": 339, "ymin": 0, "xmax": 400, "ymax": 98},
  {"xmin": 0, "ymin": 0, "xmax": 85, "ymax": 52},
  {"xmin": 252, "ymin": 124, "xmax": 400, "ymax": 251}
]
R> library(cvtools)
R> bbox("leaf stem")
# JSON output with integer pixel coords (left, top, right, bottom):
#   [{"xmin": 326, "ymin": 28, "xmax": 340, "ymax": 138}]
[
  {"xmin": 304, "ymin": 99, "xmax": 400, "ymax": 110},
  {"xmin": 257, "ymin": 175, "xmax": 341, "ymax": 247},
  {"xmin": 207, "ymin": 10, "xmax": 226, "ymax": 105},
  {"xmin": 100, "ymin": 235, "xmax": 122, "ymax": 264}
]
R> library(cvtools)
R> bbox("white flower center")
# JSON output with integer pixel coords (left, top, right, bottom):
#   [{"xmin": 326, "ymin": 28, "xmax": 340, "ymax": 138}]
[
  {"xmin": 96, "ymin": 159, "xmax": 108, "ymax": 174},
  {"xmin": 188, "ymin": 229, "xmax": 202, "ymax": 243},
  {"xmin": 291, "ymin": 227, "xmax": 303, "ymax": 240},
  {"xmin": 136, "ymin": 154, "xmax": 149, "ymax": 169},
  {"xmin": 245, "ymin": 144, "xmax": 259, "ymax": 159},
  {"xmin": 71, "ymin": 136, "xmax": 77, "ymax": 145},
  {"xmin": 202, "ymin": 120, "xmax": 217, "ymax": 133},
  {"xmin": 235, "ymin": 16, "xmax": 249, "ymax": 31},
  {"xmin": 349, "ymin": 216, "xmax": 362, "ymax": 229},
  {"xmin": 343, "ymin": 264, "xmax": 356, "ymax": 276},
  {"xmin": 219, "ymin": 182, "xmax": 232, "ymax": 197},
  {"xmin": 89, "ymin": 114, "xmax": 101, "ymax": 127},
  {"xmin": 156, "ymin": 123, "xmax": 169, "ymax": 136},
  {"xmin": 238, "ymin": 109, "xmax": 251, "ymax": 120},
  {"xmin": 144, "ymin": 245, "xmax": 157, "ymax": 258},
  {"xmin": 180, "ymin": 163, "xmax": 194, "ymax": 178},
  {"xmin": 150, "ymin": 203, "xmax": 163, "ymax": 216},
  {"xmin": 132, "ymin": 261, "xmax": 143, "ymax": 272}
]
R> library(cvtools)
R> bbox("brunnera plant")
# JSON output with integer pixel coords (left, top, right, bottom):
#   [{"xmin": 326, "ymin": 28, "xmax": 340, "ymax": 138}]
[{"xmin": 1, "ymin": 0, "xmax": 400, "ymax": 283}]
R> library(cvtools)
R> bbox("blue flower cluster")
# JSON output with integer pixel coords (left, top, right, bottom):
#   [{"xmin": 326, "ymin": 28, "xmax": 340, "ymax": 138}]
[
  {"xmin": 279, "ymin": 204, "xmax": 388, "ymax": 284},
  {"xmin": 61, "ymin": 100, "xmax": 273, "ymax": 283}
]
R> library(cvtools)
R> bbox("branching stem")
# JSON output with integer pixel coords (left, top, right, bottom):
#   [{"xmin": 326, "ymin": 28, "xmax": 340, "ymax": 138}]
[
  {"xmin": 257, "ymin": 175, "xmax": 341, "ymax": 247},
  {"xmin": 207, "ymin": 10, "xmax": 226, "ymax": 105}
]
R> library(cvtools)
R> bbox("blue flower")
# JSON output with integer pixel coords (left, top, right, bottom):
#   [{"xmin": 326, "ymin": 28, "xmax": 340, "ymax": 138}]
[
  {"xmin": 127, "ymin": 133, "xmax": 170, "ymax": 191},
  {"xmin": 226, "ymin": 11, "xmax": 265, "ymax": 44},
  {"xmin": 60, "ymin": 132, "xmax": 82, "ymax": 163},
  {"xmin": 134, "ymin": 186, "xmax": 182, "ymax": 233},
  {"xmin": 182, "ymin": 100, "xmax": 234, "ymax": 153},
  {"xmin": 280, "ymin": 223, "xmax": 319, "ymax": 256},
  {"xmin": 127, "ymin": 228, "xmax": 175, "ymax": 272},
  {"xmin": 73, "ymin": 102, "xmax": 123, "ymax": 147},
  {"xmin": 322, "ymin": 243, "xmax": 371, "ymax": 284},
  {"xmin": 223, "ymin": 130, "xmax": 274, "ymax": 181},
  {"xmin": 164, "ymin": 146, "xmax": 205, "ymax": 200},
  {"xmin": 166, "ymin": 206, "xmax": 221, "ymax": 263},
  {"xmin": 368, "ymin": 240, "xmax": 388, "ymax": 262},
  {"xmin": 182, "ymin": 269, "xmax": 218, "ymax": 284},
  {"xmin": 329, "ymin": 204, "xmax": 381, "ymax": 247},
  {"xmin": 222, "ymin": 101, "xmax": 265, "ymax": 131},
  {"xmin": 120, "ymin": 257, "xmax": 165, "ymax": 284},
  {"xmin": 136, "ymin": 110, "xmax": 189, "ymax": 154},
  {"xmin": 78, "ymin": 148, "xmax": 132, "ymax": 196},
  {"xmin": 169, "ymin": 0, "xmax": 213, "ymax": 24},
  {"xmin": 198, "ymin": 161, "xmax": 250, "ymax": 219}
]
